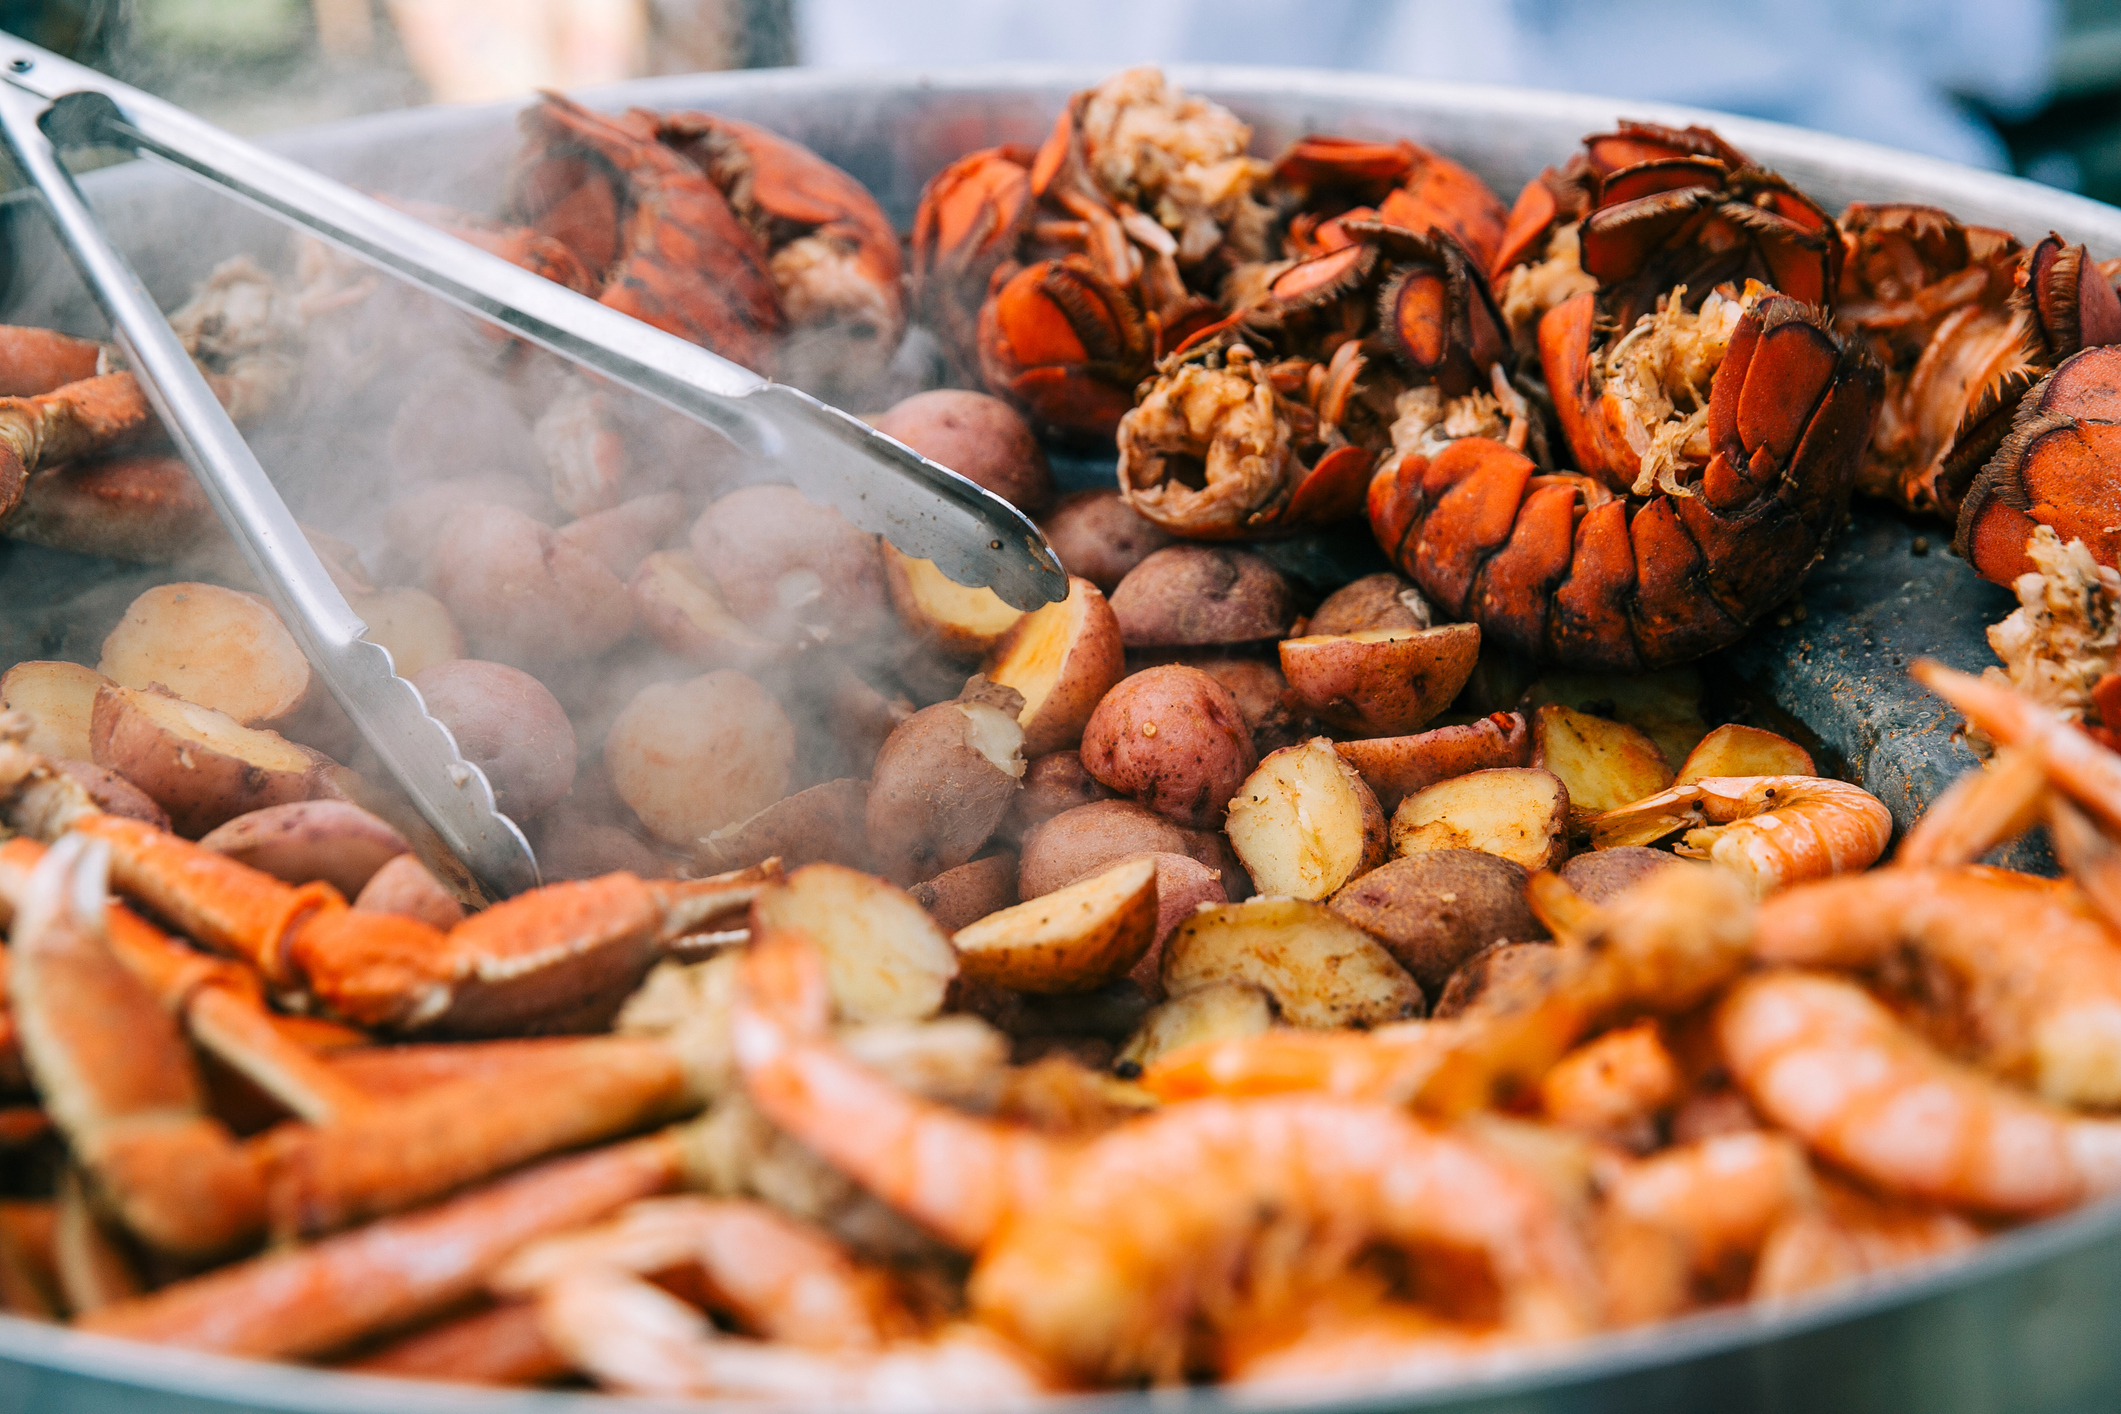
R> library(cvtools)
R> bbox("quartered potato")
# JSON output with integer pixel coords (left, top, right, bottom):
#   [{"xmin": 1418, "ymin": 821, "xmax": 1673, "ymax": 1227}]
[
  {"xmin": 884, "ymin": 544, "xmax": 1026, "ymax": 659},
  {"xmin": 1160, "ymin": 897, "xmax": 1424, "ymax": 1028},
  {"xmin": 1673, "ymin": 723, "xmax": 1816, "ymax": 786},
  {"xmin": 1116, "ymin": 980, "xmax": 1274, "ymax": 1071},
  {"xmin": 751, "ymin": 864, "xmax": 958, "ymax": 1022},
  {"xmin": 866, "ymin": 693, "xmax": 1026, "ymax": 884},
  {"xmin": 1531, "ymin": 704, "xmax": 1673, "ymax": 820},
  {"xmin": 908, "ymin": 853, "xmax": 1020, "ymax": 934},
  {"xmin": 628, "ymin": 549, "xmax": 783, "ymax": 671},
  {"xmin": 1335, "ymin": 710, "xmax": 1531, "ymax": 813},
  {"xmin": 1522, "ymin": 668, "xmax": 1708, "ymax": 769},
  {"xmin": 981, "ymin": 575, "xmax": 1126, "ymax": 756},
  {"xmin": 1277, "ymin": 622, "xmax": 1480, "ymax": 737},
  {"xmin": 99, "ymin": 582, "xmax": 313, "ymax": 728},
  {"xmin": 952, "ymin": 855, "xmax": 1159, "ymax": 994},
  {"xmin": 1224, "ymin": 738, "xmax": 1385, "ymax": 901},
  {"xmin": 0, "ymin": 659, "xmax": 109, "ymax": 761},
  {"xmin": 89, "ymin": 683, "xmax": 325, "ymax": 837},
  {"xmin": 1389, "ymin": 767, "xmax": 1569, "ymax": 872}
]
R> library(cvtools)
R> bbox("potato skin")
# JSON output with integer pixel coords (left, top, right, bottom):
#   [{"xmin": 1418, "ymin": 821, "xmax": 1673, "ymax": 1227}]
[
  {"xmin": 604, "ymin": 671, "xmax": 795, "ymax": 848},
  {"xmin": 1433, "ymin": 940, "xmax": 1562, "ymax": 1019},
  {"xmin": 1560, "ymin": 846, "xmax": 1686, "ymax": 904},
  {"xmin": 1305, "ymin": 573, "xmax": 1432, "ymax": 636},
  {"xmin": 353, "ymin": 853, "xmax": 467, "ymax": 930},
  {"xmin": 865, "ymin": 699, "xmax": 1024, "ymax": 884},
  {"xmin": 909, "ymin": 852, "xmax": 1020, "ymax": 933},
  {"xmin": 1129, "ymin": 851, "xmax": 1229, "ymax": 1001},
  {"xmin": 1108, "ymin": 546, "xmax": 1294, "ymax": 647},
  {"xmin": 1190, "ymin": 657, "xmax": 1301, "ymax": 755},
  {"xmin": 1329, "ymin": 850, "xmax": 1549, "ymax": 995},
  {"xmin": 1017, "ymin": 798, "xmax": 1222, "ymax": 899},
  {"xmin": 427, "ymin": 502, "xmax": 632, "ymax": 665},
  {"xmin": 48, "ymin": 759, "xmax": 168, "ymax": 830},
  {"xmin": 412, "ymin": 660, "xmax": 577, "ymax": 820},
  {"xmin": 1278, "ymin": 622, "xmax": 1481, "ymax": 738},
  {"xmin": 89, "ymin": 685, "xmax": 320, "ymax": 837},
  {"xmin": 696, "ymin": 778, "xmax": 871, "ymax": 874},
  {"xmin": 982, "ymin": 576, "xmax": 1126, "ymax": 757},
  {"xmin": 1037, "ymin": 489, "xmax": 1175, "ymax": 592},
  {"xmin": 874, "ymin": 390, "xmax": 1052, "ymax": 513},
  {"xmin": 689, "ymin": 485, "xmax": 885, "ymax": 647},
  {"xmin": 198, "ymin": 799, "xmax": 412, "ymax": 898},
  {"xmin": 1003, "ymin": 750, "xmax": 1117, "ymax": 842},
  {"xmin": 1079, "ymin": 665, "xmax": 1256, "ymax": 829},
  {"xmin": 1335, "ymin": 711, "xmax": 1531, "ymax": 813}
]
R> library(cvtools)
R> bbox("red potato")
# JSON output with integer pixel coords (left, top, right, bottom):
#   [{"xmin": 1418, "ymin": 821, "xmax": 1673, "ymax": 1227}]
[
  {"xmin": 1225, "ymin": 739, "xmax": 1387, "ymax": 901},
  {"xmin": 0, "ymin": 660, "xmax": 108, "ymax": 762},
  {"xmin": 909, "ymin": 853, "xmax": 1019, "ymax": 934},
  {"xmin": 981, "ymin": 576, "xmax": 1125, "ymax": 756},
  {"xmin": 199, "ymin": 800, "xmax": 411, "ymax": 899},
  {"xmin": 864, "ymin": 693, "xmax": 1026, "ymax": 884},
  {"xmin": 98, "ymin": 583, "xmax": 313, "ymax": 728},
  {"xmin": 47, "ymin": 759, "xmax": 169, "ymax": 830},
  {"xmin": 689, "ymin": 485, "xmax": 885, "ymax": 647},
  {"xmin": 427, "ymin": 503, "xmax": 633, "ymax": 666},
  {"xmin": 380, "ymin": 477, "xmax": 554, "ymax": 579},
  {"xmin": 384, "ymin": 363, "xmax": 541, "ymax": 490},
  {"xmin": 351, "ymin": 588, "xmax": 464, "ymax": 681},
  {"xmin": 1389, "ymin": 767, "xmax": 1570, "ymax": 872},
  {"xmin": 883, "ymin": 545, "xmax": 1025, "ymax": 660},
  {"xmin": 1002, "ymin": 751, "xmax": 1117, "ymax": 843},
  {"xmin": 628, "ymin": 551, "xmax": 783, "ymax": 671},
  {"xmin": 1109, "ymin": 546, "xmax": 1294, "ymax": 647},
  {"xmin": 552, "ymin": 491, "xmax": 689, "ymax": 579},
  {"xmin": 353, "ymin": 854, "xmax": 467, "ymax": 931},
  {"xmin": 873, "ymin": 390, "xmax": 1053, "ymax": 513},
  {"xmin": 604, "ymin": 671, "xmax": 795, "ymax": 848},
  {"xmin": 1559, "ymin": 846, "xmax": 1687, "ymax": 905},
  {"xmin": 1328, "ymin": 850, "xmax": 1546, "ymax": 995},
  {"xmin": 1128, "ymin": 851, "xmax": 1230, "ymax": 1002},
  {"xmin": 1531, "ymin": 704, "xmax": 1673, "ymax": 821},
  {"xmin": 1278, "ymin": 622, "xmax": 1482, "ymax": 738},
  {"xmin": 533, "ymin": 816, "xmax": 675, "ymax": 881},
  {"xmin": 89, "ymin": 684, "xmax": 326, "ymax": 837},
  {"xmin": 696, "ymin": 778, "xmax": 872, "ymax": 875},
  {"xmin": 1335, "ymin": 711, "xmax": 1532, "ymax": 813},
  {"xmin": 1190, "ymin": 658, "xmax": 1302, "ymax": 756},
  {"xmin": 1305, "ymin": 573, "xmax": 1434, "ymax": 636},
  {"xmin": 1016, "ymin": 799, "xmax": 1224, "ymax": 900},
  {"xmin": 1079, "ymin": 665, "xmax": 1256, "ymax": 829},
  {"xmin": 953, "ymin": 857, "xmax": 1158, "ymax": 994},
  {"xmin": 1036, "ymin": 489, "xmax": 1177, "ymax": 592},
  {"xmin": 1673, "ymin": 724, "xmax": 1816, "ymax": 786},
  {"xmin": 410, "ymin": 661, "xmax": 577, "ymax": 820}
]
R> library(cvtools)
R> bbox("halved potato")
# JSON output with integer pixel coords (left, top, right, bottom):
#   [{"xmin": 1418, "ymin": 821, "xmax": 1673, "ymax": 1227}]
[
  {"xmin": 952, "ymin": 855, "xmax": 1158, "ymax": 994},
  {"xmin": 697, "ymin": 778, "xmax": 871, "ymax": 875},
  {"xmin": 352, "ymin": 587, "xmax": 464, "ymax": 680},
  {"xmin": 98, "ymin": 582, "xmax": 312, "ymax": 727},
  {"xmin": 1116, "ymin": 980, "xmax": 1273, "ymax": 1071},
  {"xmin": 883, "ymin": 544, "xmax": 1025, "ymax": 659},
  {"xmin": 628, "ymin": 550, "xmax": 782, "ymax": 671},
  {"xmin": 0, "ymin": 660, "xmax": 109, "ymax": 761},
  {"xmin": 1160, "ymin": 897, "xmax": 1424, "ymax": 1027},
  {"xmin": 1672, "ymin": 723, "xmax": 1816, "ymax": 786},
  {"xmin": 1532, "ymin": 704, "xmax": 1673, "ymax": 820},
  {"xmin": 1390, "ymin": 767, "xmax": 1568, "ymax": 872},
  {"xmin": 198, "ymin": 800, "xmax": 411, "ymax": 898},
  {"xmin": 866, "ymin": 695, "xmax": 1025, "ymax": 885},
  {"xmin": 981, "ymin": 575, "xmax": 1126, "ymax": 756},
  {"xmin": 89, "ymin": 684, "xmax": 325, "ymax": 837},
  {"xmin": 1224, "ymin": 738, "xmax": 1385, "ymax": 901},
  {"xmin": 1523, "ymin": 669, "xmax": 1706, "ymax": 770},
  {"xmin": 1335, "ymin": 711, "xmax": 1531, "ymax": 813},
  {"xmin": 1278, "ymin": 622, "xmax": 1480, "ymax": 737},
  {"xmin": 750, "ymin": 863, "xmax": 958, "ymax": 1022}
]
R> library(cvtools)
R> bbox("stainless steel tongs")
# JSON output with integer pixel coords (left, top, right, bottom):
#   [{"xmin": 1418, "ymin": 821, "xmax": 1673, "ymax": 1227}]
[{"xmin": 0, "ymin": 33, "xmax": 1066, "ymax": 899}]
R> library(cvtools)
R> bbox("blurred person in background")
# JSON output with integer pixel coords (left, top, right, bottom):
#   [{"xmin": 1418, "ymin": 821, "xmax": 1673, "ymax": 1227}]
[{"xmin": 794, "ymin": 0, "xmax": 2060, "ymax": 170}]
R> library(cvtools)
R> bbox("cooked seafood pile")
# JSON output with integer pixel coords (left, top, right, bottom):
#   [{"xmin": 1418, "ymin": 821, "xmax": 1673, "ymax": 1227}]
[{"xmin": 1, "ymin": 62, "xmax": 2121, "ymax": 1405}]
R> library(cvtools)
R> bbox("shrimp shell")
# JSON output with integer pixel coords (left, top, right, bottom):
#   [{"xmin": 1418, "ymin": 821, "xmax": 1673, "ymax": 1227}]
[
  {"xmin": 1589, "ymin": 776, "xmax": 1894, "ymax": 894},
  {"xmin": 1716, "ymin": 970, "xmax": 2121, "ymax": 1214}
]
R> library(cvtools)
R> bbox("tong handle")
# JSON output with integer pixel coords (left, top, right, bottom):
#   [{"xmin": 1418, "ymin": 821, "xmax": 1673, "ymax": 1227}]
[{"xmin": 0, "ymin": 79, "xmax": 542, "ymax": 897}]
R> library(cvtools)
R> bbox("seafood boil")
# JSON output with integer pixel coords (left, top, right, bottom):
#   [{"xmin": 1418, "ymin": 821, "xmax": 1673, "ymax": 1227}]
[{"xmin": 4, "ymin": 62, "xmax": 2121, "ymax": 1407}]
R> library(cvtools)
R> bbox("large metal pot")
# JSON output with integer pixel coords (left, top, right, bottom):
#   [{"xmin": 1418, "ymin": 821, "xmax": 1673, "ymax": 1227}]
[{"xmin": 2, "ymin": 64, "xmax": 2119, "ymax": 1414}]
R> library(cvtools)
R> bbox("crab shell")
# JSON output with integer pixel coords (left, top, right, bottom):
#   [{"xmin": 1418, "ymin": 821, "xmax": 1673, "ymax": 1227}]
[
  {"xmin": 1271, "ymin": 134, "xmax": 1511, "ymax": 274},
  {"xmin": 505, "ymin": 93, "xmax": 785, "ymax": 375},
  {"xmin": 1369, "ymin": 291, "xmax": 1878, "ymax": 669},
  {"xmin": 1957, "ymin": 344, "xmax": 2121, "ymax": 585}
]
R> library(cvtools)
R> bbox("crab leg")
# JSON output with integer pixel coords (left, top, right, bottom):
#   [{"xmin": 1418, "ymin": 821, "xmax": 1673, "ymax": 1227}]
[
  {"xmin": 339, "ymin": 1300, "xmax": 569, "ymax": 1386},
  {"xmin": 6, "ymin": 835, "xmax": 269, "ymax": 1260},
  {"xmin": 79, "ymin": 1132, "xmax": 683, "ymax": 1358},
  {"xmin": 0, "ymin": 325, "xmax": 106, "ymax": 397},
  {"xmin": 52, "ymin": 1168, "xmax": 141, "ymax": 1317}
]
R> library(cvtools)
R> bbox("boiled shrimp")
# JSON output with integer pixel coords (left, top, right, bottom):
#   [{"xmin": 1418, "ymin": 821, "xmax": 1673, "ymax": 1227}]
[
  {"xmin": 1756, "ymin": 866, "xmax": 2121, "ymax": 1105},
  {"xmin": 533, "ymin": 1267, "xmax": 1054, "ymax": 1407},
  {"xmin": 1588, "ymin": 776, "xmax": 1894, "ymax": 894},
  {"xmin": 1603, "ymin": 1130, "xmax": 1817, "ymax": 1287},
  {"xmin": 1750, "ymin": 1177, "xmax": 1980, "ymax": 1303},
  {"xmin": 1914, "ymin": 659, "xmax": 2121, "ymax": 836},
  {"xmin": 735, "ymin": 929, "xmax": 1600, "ymax": 1385},
  {"xmin": 1894, "ymin": 745, "xmax": 2048, "ymax": 868},
  {"xmin": 1716, "ymin": 970, "xmax": 2121, "ymax": 1214},
  {"xmin": 494, "ymin": 1196, "xmax": 912, "ymax": 1349}
]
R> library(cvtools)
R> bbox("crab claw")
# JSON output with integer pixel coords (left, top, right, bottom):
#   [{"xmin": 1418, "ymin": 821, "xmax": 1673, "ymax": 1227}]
[
  {"xmin": 1956, "ymin": 345, "xmax": 2121, "ymax": 584},
  {"xmin": 977, "ymin": 256, "xmax": 1149, "ymax": 442}
]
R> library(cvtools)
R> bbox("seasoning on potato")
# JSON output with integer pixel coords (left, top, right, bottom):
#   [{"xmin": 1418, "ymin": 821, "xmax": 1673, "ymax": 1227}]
[{"xmin": 1225, "ymin": 738, "xmax": 1386, "ymax": 902}]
